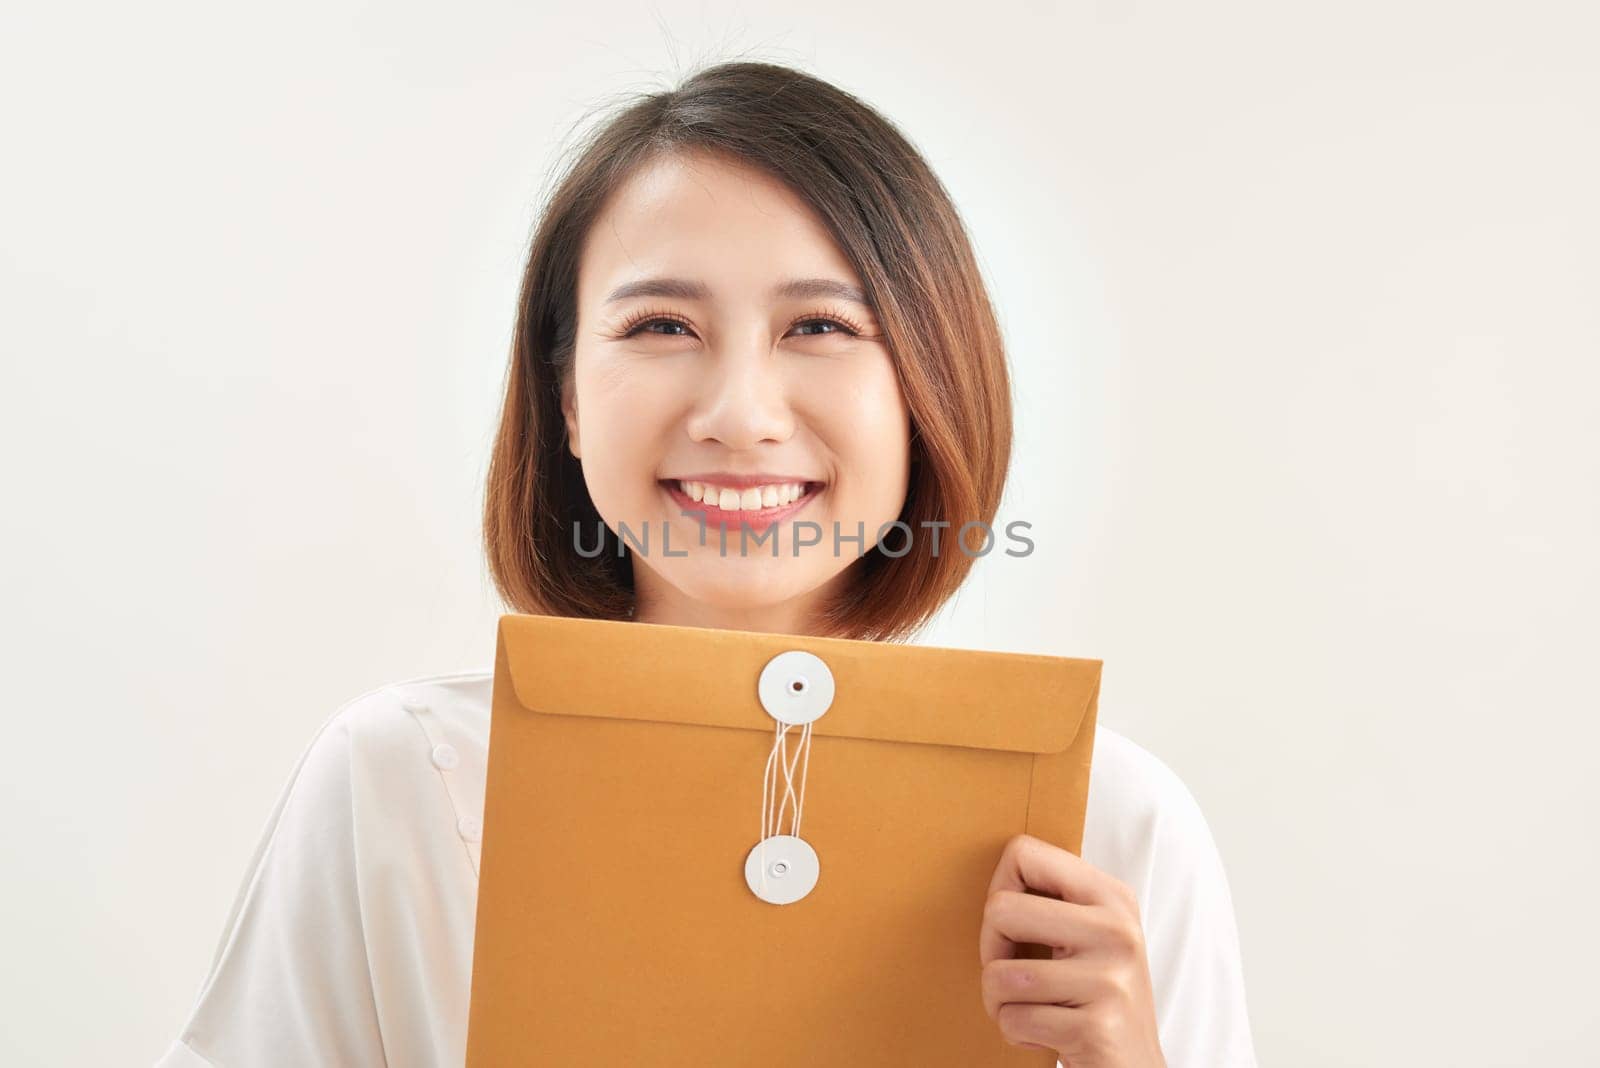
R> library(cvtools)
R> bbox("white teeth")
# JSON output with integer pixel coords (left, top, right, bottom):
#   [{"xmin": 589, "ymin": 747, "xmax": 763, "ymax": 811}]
[{"xmin": 675, "ymin": 480, "xmax": 812, "ymax": 510}]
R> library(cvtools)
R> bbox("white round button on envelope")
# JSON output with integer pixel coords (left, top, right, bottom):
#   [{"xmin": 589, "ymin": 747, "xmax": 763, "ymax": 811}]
[
  {"xmin": 456, "ymin": 815, "xmax": 482, "ymax": 842},
  {"xmin": 757, "ymin": 650, "xmax": 835, "ymax": 726},
  {"xmin": 430, "ymin": 743, "xmax": 459, "ymax": 770},
  {"xmin": 744, "ymin": 834, "xmax": 819, "ymax": 905}
]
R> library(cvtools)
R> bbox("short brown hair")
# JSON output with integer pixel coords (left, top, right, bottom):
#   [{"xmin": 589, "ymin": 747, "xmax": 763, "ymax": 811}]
[{"xmin": 482, "ymin": 60, "xmax": 1013, "ymax": 642}]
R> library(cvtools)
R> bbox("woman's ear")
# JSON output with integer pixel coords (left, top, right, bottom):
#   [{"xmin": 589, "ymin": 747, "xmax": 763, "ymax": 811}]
[{"xmin": 561, "ymin": 377, "xmax": 582, "ymax": 460}]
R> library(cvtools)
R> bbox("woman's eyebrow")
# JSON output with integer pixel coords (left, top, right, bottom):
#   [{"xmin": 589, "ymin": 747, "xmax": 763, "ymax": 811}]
[
  {"xmin": 604, "ymin": 277, "xmax": 711, "ymax": 304},
  {"xmin": 773, "ymin": 277, "xmax": 870, "ymax": 306},
  {"xmin": 603, "ymin": 277, "xmax": 870, "ymax": 307}
]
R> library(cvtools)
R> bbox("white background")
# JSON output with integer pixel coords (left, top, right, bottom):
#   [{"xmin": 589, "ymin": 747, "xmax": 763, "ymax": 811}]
[{"xmin": 3, "ymin": 2, "xmax": 1597, "ymax": 1065}]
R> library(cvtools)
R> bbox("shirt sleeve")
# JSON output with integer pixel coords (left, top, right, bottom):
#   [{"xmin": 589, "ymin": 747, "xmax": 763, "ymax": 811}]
[
  {"xmin": 153, "ymin": 706, "xmax": 388, "ymax": 1068},
  {"xmin": 1082, "ymin": 727, "xmax": 1259, "ymax": 1068}
]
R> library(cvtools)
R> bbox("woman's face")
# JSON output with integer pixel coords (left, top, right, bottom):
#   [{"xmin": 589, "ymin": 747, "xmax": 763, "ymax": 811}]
[{"xmin": 564, "ymin": 149, "xmax": 912, "ymax": 632}]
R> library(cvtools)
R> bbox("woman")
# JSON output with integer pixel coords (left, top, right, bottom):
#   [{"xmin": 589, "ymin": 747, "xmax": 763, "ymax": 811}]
[{"xmin": 155, "ymin": 61, "xmax": 1256, "ymax": 1067}]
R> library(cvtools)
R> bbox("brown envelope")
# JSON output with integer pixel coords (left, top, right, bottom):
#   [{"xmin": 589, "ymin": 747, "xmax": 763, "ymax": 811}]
[{"xmin": 467, "ymin": 613, "xmax": 1102, "ymax": 1067}]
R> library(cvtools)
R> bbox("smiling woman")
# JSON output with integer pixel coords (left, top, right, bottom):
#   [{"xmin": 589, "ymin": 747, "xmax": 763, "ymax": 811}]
[
  {"xmin": 154, "ymin": 59, "xmax": 1257, "ymax": 1068},
  {"xmin": 552, "ymin": 149, "xmax": 919, "ymax": 634},
  {"xmin": 483, "ymin": 68, "xmax": 1014, "ymax": 641}
]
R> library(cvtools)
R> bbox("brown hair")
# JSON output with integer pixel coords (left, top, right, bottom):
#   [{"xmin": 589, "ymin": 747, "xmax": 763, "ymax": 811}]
[{"xmin": 482, "ymin": 60, "xmax": 1013, "ymax": 642}]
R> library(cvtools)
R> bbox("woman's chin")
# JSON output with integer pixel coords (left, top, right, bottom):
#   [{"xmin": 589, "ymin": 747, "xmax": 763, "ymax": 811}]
[{"xmin": 665, "ymin": 562, "xmax": 820, "ymax": 607}]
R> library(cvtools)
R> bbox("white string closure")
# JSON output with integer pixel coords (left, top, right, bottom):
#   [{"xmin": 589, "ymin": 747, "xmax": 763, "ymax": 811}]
[
  {"xmin": 745, "ymin": 650, "xmax": 833, "ymax": 905},
  {"xmin": 761, "ymin": 717, "xmax": 813, "ymax": 842}
]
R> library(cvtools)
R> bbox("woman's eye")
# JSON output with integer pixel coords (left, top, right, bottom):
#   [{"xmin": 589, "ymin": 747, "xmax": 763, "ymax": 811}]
[
  {"xmin": 621, "ymin": 315, "xmax": 859, "ymax": 339},
  {"xmin": 614, "ymin": 316, "xmax": 693, "ymax": 338},
  {"xmin": 791, "ymin": 318, "xmax": 854, "ymax": 337}
]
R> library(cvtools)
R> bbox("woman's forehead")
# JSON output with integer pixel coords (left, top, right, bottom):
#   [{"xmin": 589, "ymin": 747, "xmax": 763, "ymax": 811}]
[
  {"xmin": 578, "ymin": 152, "xmax": 860, "ymax": 305},
  {"xmin": 609, "ymin": 149, "xmax": 799, "ymax": 220}
]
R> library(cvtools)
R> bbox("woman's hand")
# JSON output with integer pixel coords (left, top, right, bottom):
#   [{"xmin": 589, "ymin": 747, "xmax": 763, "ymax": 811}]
[{"xmin": 979, "ymin": 834, "xmax": 1167, "ymax": 1067}]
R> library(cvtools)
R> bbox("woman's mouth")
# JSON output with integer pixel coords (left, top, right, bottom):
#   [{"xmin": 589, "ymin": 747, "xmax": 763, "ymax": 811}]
[{"xmin": 659, "ymin": 478, "xmax": 824, "ymax": 533}]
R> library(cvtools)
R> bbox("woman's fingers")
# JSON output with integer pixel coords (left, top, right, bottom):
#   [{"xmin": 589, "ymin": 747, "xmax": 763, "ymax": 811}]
[
  {"xmin": 979, "ymin": 955, "xmax": 1109, "ymax": 1019},
  {"xmin": 979, "ymin": 834, "xmax": 1144, "ymax": 965},
  {"xmin": 975, "ymin": 835, "xmax": 1163, "ymax": 1063},
  {"xmin": 986, "ymin": 833, "xmax": 1127, "ymax": 908},
  {"xmin": 979, "ymin": 885, "xmax": 1115, "ymax": 965}
]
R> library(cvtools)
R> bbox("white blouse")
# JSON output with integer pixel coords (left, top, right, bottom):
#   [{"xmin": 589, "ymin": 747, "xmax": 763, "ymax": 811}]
[{"xmin": 153, "ymin": 671, "xmax": 1258, "ymax": 1067}]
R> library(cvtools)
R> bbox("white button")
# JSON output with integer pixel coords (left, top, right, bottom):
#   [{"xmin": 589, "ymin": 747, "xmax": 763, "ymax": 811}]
[
  {"xmin": 744, "ymin": 834, "xmax": 819, "ymax": 905},
  {"xmin": 757, "ymin": 650, "xmax": 835, "ymax": 725},
  {"xmin": 456, "ymin": 815, "xmax": 482, "ymax": 842},
  {"xmin": 400, "ymin": 697, "xmax": 428, "ymax": 714},
  {"xmin": 431, "ymin": 743, "xmax": 459, "ymax": 770}
]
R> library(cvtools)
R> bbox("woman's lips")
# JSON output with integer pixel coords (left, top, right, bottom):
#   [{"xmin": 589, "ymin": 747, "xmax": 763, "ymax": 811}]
[{"xmin": 660, "ymin": 479, "xmax": 823, "ymax": 534}]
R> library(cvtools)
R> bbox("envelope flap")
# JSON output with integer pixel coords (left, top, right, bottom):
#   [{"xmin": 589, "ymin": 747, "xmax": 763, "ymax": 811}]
[{"xmin": 498, "ymin": 614, "xmax": 1101, "ymax": 755}]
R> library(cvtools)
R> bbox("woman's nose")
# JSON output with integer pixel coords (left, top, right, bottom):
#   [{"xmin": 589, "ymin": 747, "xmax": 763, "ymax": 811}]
[{"xmin": 683, "ymin": 340, "xmax": 796, "ymax": 449}]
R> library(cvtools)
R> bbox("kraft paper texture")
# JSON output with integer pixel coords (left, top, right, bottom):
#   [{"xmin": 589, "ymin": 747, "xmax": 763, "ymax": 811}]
[{"xmin": 466, "ymin": 613, "xmax": 1102, "ymax": 1066}]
